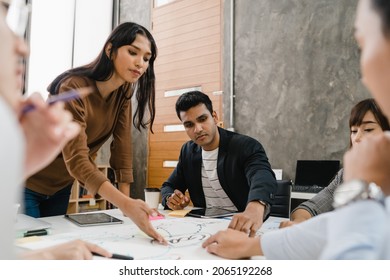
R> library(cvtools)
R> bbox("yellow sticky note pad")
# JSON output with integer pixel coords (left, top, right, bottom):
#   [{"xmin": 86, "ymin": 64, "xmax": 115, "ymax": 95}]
[
  {"xmin": 168, "ymin": 209, "xmax": 191, "ymax": 217},
  {"xmin": 15, "ymin": 236, "xmax": 42, "ymax": 244}
]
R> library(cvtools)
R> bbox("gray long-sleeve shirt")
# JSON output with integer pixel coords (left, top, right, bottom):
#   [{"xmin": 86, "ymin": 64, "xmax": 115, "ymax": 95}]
[{"xmin": 292, "ymin": 169, "xmax": 344, "ymax": 217}]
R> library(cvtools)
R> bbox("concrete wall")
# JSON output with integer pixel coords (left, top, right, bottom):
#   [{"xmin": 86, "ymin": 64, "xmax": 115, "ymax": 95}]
[
  {"xmin": 119, "ymin": 0, "xmax": 152, "ymax": 199},
  {"xmin": 223, "ymin": 0, "xmax": 370, "ymax": 181}
]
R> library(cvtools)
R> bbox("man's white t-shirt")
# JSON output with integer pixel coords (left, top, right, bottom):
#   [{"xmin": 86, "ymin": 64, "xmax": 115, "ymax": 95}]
[{"xmin": 201, "ymin": 148, "xmax": 237, "ymax": 211}]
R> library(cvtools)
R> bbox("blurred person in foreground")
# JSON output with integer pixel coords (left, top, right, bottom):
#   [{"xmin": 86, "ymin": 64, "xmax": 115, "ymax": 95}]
[{"xmin": 0, "ymin": 0, "xmax": 111, "ymax": 259}]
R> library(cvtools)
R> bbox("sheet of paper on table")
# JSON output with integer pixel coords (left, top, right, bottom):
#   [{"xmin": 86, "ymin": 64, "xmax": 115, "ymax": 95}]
[{"xmin": 16, "ymin": 216, "xmax": 285, "ymax": 260}]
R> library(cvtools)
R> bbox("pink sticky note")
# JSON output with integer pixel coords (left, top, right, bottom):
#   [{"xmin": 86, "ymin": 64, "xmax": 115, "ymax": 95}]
[{"xmin": 149, "ymin": 215, "xmax": 165, "ymax": 221}]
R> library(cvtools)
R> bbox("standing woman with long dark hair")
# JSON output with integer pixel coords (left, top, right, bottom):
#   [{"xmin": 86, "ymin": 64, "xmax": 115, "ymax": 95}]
[{"xmin": 25, "ymin": 22, "xmax": 165, "ymax": 243}]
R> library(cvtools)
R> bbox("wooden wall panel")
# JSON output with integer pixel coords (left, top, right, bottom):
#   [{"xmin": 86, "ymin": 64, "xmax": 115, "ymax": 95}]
[
  {"xmin": 155, "ymin": 94, "xmax": 220, "ymax": 109},
  {"xmin": 156, "ymin": 32, "xmax": 220, "ymax": 51},
  {"xmin": 156, "ymin": 54, "xmax": 220, "ymax": 74},
  {"xmin": 156, "ymin": 81, "xmax": 221, "ymax": 97},
  {"xmin": 149, "ymin": 129, "xmax": 189, "ymax": 141},
  {"xmin": 149, "ymin": 0, "xmax": 222, "ymax": 188},
  {"xmin": 157, "ymin": 72, "xmax": 220, "ymax": 90},
  {"xmin": 153, "ymin": 0, "xmax": 218, "ymax": 20},
  {"xmin": 148, "ymin": 150, "xmax": 181, "ymax": 160}
]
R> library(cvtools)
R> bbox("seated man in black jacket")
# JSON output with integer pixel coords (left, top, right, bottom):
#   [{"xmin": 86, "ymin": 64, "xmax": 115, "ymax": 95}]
[{"xmin": 161, "ymin": 91, "xmax": 277, "ymax": 236}]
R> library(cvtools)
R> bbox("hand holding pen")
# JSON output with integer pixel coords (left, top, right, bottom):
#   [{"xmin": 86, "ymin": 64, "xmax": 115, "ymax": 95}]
[
  {"xmin": 18, "ymin": 90, "xmax": 88, "ymax": 177},
  {"xmin": 21, "ymin": 239, "xmax": 114, "ymax": 260},
  {"xmin": 21, "ymin": 87, "xmax": 92, "ymax": 115}
]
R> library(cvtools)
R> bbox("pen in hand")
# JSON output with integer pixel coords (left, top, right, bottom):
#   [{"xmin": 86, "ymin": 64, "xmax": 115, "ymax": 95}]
[{"xmin": 21, "ymin": 87, "xmax": 93, "ymax": 115}]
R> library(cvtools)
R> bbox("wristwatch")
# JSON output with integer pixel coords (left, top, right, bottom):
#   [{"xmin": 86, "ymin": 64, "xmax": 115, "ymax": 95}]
[
  {"xmin": 333, "ymin": 180, "xmax": 384, "ymax": 208},
  {"xmin": 257, "ymin": 200, "xmax": 270, "ymax": 220}
]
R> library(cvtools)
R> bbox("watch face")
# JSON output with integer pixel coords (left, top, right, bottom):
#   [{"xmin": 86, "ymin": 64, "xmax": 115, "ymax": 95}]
[{"xmin": 333, "ymin": 181, "xmax": 368, "ymax": 208}]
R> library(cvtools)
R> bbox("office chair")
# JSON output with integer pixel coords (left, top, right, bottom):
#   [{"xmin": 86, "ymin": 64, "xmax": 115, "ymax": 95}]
[{"xmin": 270, "ymin": 179, "xmax": 292, "ymax": 218}]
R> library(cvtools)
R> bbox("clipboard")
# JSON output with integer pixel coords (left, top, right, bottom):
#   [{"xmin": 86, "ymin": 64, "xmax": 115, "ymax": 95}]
[{"xmin": 65, "ymin": 212, "xmax": 123, "ymax": 227}]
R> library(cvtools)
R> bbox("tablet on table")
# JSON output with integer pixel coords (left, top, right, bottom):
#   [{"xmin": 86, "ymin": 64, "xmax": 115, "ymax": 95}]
[
  {"xmin": 65, "ymin": 212, "xmax": 123, "ymax": 227},
  {"xmin": 186, "ymin": 207, "xmax": 236, "ymax": 218}
]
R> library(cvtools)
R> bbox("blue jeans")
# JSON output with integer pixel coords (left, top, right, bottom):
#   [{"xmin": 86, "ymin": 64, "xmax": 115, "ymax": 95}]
[{"xmin": 23, "ymin": 184, "xmax": 72, "ymax": 218}]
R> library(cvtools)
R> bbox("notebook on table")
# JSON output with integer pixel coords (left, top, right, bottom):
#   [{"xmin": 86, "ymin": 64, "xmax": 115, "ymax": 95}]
[
  {"xmin": 15, "ymin": 214, "xmax": 51, "ymax": 236},
  {"xmin": 292, "ymin": 160, "xmax": 340, "ymax": 193}
]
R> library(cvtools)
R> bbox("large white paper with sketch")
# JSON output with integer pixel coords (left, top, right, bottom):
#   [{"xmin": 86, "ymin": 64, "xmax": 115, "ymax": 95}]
[{"xmin": 16, "ymin": 216, "xmax": 283, "ymax": 260}]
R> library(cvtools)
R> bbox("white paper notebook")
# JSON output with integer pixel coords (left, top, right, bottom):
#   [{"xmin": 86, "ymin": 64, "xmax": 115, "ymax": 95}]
[{"xmin": 15, "ymin": 214, "xmax": 51, "ymax": 232}]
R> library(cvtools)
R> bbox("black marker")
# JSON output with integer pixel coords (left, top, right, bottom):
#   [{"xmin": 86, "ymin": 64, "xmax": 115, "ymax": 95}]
[
  {"xmin": 93, "ymin": 252, "xmax": 134, "ymax": 260},
  {"xmin": 23, "ymin": 229, "xmax": 49, "ymax": 237}
]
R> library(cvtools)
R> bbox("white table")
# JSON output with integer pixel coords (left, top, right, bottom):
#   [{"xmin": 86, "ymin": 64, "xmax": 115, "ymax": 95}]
[{"xmin": 17, "ymin": 209, "xmax": 287, "ymax": 260}]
